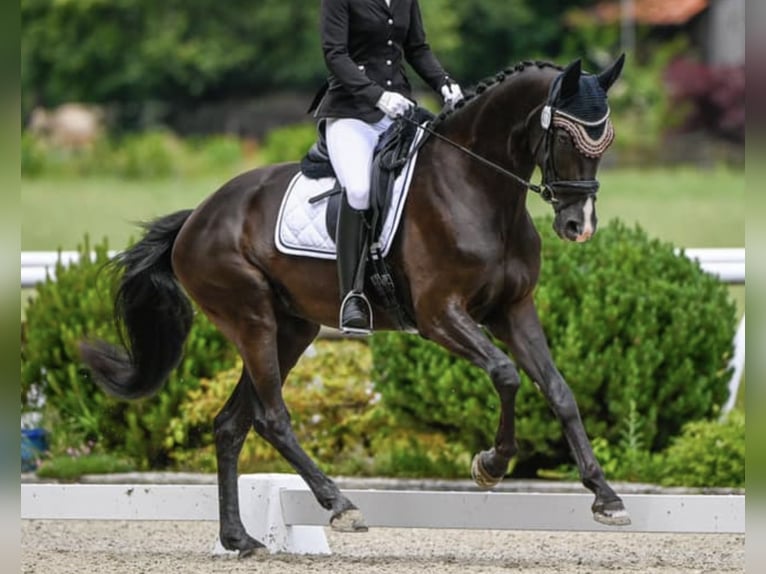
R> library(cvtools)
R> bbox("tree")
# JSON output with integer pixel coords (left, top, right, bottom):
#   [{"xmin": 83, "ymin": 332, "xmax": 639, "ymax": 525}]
[{"xmin": 21, "ymin": 0, "xmax": 599, "ymax": 112}]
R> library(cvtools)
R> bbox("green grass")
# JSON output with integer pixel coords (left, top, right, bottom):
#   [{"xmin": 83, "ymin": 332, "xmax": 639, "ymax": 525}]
[
  {"xmin": 35, "ymin": 453, "xmax": 134, "ymax": 481},
  {"xmin": 527, "ymin": 166, "xmax": 745, "ymax": 247},
  {"xmin": 22, "ymin": 165, "xmax": 744, "ymax": 251},
  {"xmin": 21, "ymin": 172, "xmax": 247, "ymax": 251}
]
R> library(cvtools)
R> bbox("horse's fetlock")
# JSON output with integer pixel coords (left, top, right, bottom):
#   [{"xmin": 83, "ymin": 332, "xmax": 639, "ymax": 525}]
[{"xmin": 582, "ymin": 462, "xmax": 604, "ymax": 484}]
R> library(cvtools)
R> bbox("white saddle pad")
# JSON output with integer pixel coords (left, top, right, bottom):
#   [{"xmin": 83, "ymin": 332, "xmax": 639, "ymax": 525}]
[{"xmin": 275, "ymin": 126, "xmax": 425, "ymax": 260}]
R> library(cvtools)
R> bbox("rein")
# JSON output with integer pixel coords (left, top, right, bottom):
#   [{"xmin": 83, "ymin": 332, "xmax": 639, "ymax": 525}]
[
  {"xmin": 399, "ymin": 76, "xmax": 610, "ymax": 209},
  {"xmin": 399, "ymin": 114, "xmax": 559, "ymax": 205}
]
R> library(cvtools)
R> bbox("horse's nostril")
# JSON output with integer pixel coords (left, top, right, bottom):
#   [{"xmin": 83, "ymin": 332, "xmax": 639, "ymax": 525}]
[{"xmin": 566, "ymin": 220, "xmax": 581, "ymax": 236}]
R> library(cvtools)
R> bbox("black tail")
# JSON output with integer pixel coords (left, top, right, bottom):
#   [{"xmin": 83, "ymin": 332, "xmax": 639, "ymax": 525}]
[{"xmin": 80, "ymin": 209, "xmax": 194, "ymax": 400}]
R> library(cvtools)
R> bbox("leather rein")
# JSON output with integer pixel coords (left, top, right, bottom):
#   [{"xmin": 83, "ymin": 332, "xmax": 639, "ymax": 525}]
[{"xmin": 399, "ymin": 87, "xmax": 606, "ymax": 211}]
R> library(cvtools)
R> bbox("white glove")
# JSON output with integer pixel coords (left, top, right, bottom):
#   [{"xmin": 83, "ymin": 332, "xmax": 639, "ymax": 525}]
[
  {"xmin": 376, "ymin": 91, "xmax": 414, "ymax": 118},
  {"xmin": 440, "ymin": 83, "xmax": 464, "ymax": 109}
]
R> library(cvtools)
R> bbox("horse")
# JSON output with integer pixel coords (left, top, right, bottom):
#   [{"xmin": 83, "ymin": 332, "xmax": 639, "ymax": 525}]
[{"xmin": 80, "ymin": 55, "xmax": 628, "ymax": 556}]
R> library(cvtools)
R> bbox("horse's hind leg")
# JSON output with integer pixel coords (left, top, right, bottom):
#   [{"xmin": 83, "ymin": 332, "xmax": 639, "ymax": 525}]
[
  {"xmin": 490, "ymin": 296, "xmax": 630, "ymax": 526},
  {"xmin": 214, "ymin": 312, "xmax": 352, "ymax": 557},
  {"xmin": 240, "ymin": 302, "xmax": 367, "ymax": 533},
  {"xmin": 214, "ymin": 369, "xmax": 264, "ymax": 556}
]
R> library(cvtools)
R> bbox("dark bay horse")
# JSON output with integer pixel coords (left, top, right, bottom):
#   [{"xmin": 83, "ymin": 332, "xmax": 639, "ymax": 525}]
[{"xmin": 81, "ymin": 56, "xmax": 628, "ymax": 555}]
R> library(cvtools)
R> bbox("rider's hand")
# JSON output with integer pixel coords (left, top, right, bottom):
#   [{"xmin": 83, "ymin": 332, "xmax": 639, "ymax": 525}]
[
  {"xmin": 376, "ymin": 91, "xmax": 414, "ymax": 118},
  {"xmin": 440, "ymin": 82, "xmax": 464, "ymax": 109}
]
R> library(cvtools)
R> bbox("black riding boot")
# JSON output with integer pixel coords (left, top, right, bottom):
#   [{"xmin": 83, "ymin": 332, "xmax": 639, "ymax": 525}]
[{"xmin": 336, "ymin": 194, "xmax": 372, "ymax": 334}]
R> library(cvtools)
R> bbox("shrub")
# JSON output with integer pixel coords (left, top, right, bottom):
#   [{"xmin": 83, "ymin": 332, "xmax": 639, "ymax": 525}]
[
  {"xmin": 259, "ymin": 123, "xmax": 317, "ymax": 165},
  {"xmin": 188, "ymin": 135, "xmax": 247, "ymax": 174},
  {"xmin": 546, "ymin": 406, "xmax": 745, "ymax": 488},
  {"xmin": 21, "ymin": 131, "xmax": 47, "ymax": 177},
  {"xmin": 542, "ymin": 399, "xmax": 658, "ymax": 483},
  {"xmin": 370, "ymin": 218, "xmax": 737, "ymax": 476},
  {"xmin": 109, "ymin": 130, "xmax": 183, "ymax": 179},
  {"xmin": 167, "ymin": 340, "xmax": 468, "ymax": 477},
  {"xmin": 21, "ymin": 236, "xmax": 238, "ymax": 468},
  {"xmin": 655, "ymin": 410, "xmax": 745, "ymax": 488},
  {"xmin": 665, "ymin": 58, "xmax": 745, "ymax": 143},
  {"xmin": 604, "ymin": 38, "xmax": 690, "ymax": 160},
  {"xmin": 20, "ymin": 130, "xmax": 248, "ymax": 179}
]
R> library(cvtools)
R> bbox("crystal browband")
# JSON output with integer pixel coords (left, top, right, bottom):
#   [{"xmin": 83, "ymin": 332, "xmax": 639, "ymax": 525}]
[
  {"xmin": 553, "ymin": 114, "xmax": 614, "ymax": 158},
  {"xmin": 541, "ymin": 105, "xmax": 615, "ymax": 158}
]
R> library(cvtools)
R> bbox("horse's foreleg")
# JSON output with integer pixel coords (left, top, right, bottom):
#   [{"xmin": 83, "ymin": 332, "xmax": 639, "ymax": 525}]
[
  {"xmin": 213, "ymin": 370, "xmax": 265, "ymax": 556},
  {"xmin": 496, "ymin": 296, "xmax": 630, "ymax": 525},
  {"xmin": 418, "ymin": 298, "xmax": 522, "ymax": 488},
  {"xmin": 241, "ymin": 314, "xmax": 367, "ymax": 533}
]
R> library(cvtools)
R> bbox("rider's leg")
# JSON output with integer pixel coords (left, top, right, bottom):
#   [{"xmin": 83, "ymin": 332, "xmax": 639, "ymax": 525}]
[
  {"xmin": 326, "ymin": 117, "xmax": 392, "ymax": 334},
  {"xmin": 336, "ymin": 194, "xmax": 372, "ymax": 333}
]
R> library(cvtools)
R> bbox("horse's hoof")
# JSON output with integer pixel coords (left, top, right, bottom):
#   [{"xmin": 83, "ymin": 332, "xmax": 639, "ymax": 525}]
[
  {"xmin": 593, "ymin": 500, "xmax": 632, "ymax": 526},
  {"xmin": 471, "ymin": 452, "xmax": 504, "ymax": 490},
  {"xmin": 221, "ymin": 532, "xmax": 267, "ymax": 558},
  {"xmin": 239, "ymin": 545, "xmax": 269, "ymax": 559},
  {"xmin": 330, "ymin": 508, "xmax": 368, "ymax": 532}
]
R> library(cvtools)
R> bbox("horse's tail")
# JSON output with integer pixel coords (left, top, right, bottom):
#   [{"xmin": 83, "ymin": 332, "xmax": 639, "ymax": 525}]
[{"xmin": 80, "ymin": 209, "xmax": 194, "ymax": 400}]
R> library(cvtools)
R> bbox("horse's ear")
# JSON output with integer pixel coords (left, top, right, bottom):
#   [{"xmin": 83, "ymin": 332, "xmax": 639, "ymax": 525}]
[
  {"xmin": 559, "ymin": 59, "xmax": 582, "ymax": 100},
  {"xmin": 598, "ymin": 53, "xmax": 626, "ymax": 92}
]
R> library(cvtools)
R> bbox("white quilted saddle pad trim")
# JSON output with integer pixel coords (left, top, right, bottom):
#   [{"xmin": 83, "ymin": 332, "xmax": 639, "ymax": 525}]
[{"xmin": 275, "ymin": 125, "xmax": 425, "ymax": 260}]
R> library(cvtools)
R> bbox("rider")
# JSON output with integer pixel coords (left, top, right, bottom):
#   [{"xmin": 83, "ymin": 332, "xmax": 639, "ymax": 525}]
[{"xmin": 310, "ymin": 0, "xmax": 464, "ymax": 335}]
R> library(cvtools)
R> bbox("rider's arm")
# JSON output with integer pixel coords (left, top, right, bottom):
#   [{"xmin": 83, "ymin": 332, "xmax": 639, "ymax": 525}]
[{"xmin": 403, "ymin": 0, "xmax": 453, "ymax": 93}]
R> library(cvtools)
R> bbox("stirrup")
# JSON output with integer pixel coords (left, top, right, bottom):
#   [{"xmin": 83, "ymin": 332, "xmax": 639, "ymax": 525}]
[{"xmin": 339, "ymin": 291, "xmax": 373, "ymax": 335}]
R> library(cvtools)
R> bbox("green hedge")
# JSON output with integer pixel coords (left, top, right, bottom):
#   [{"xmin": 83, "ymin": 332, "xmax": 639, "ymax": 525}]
[
  {"xmin": 656, "ymin": 409, "xmax": 745, "ymax": 488},
  {"xmin": 258, "ymin": 123, "xmax": 317, "ymax": 165},
  {"xmin": 21, "ymin": 237, "xmax": 238, "ymax": 468},
  {"xmin": 370, "ymin": 218, "xmax": 737, "ymax": 474}
]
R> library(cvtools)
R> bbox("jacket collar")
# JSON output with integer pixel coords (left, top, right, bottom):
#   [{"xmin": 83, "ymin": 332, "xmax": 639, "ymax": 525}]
[{"xmin": 378, "ymin": 0, "xmax": 396, "ymax": 14}]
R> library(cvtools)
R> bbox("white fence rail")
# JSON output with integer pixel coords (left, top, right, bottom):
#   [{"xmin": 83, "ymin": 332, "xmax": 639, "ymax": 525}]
[
  {"xmin": 21, "ymin": 250, "xmax": 117, "ymax": 288},
  {"xmin": 680, "ymin": 248, "xmax": 746, "ymax": 284},
  {"xmin": 20, "ymin": 475, "xmax": 745, "ymax": 555},
  {"xmin": 21, "ymin": 248, "xmax": 745, "ymax": 288}
]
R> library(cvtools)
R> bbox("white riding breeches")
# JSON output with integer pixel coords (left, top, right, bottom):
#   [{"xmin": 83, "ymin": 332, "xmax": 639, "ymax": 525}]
[{"xmin": 326, "ymin": 116, "xmax": 394, "ymax": 210}]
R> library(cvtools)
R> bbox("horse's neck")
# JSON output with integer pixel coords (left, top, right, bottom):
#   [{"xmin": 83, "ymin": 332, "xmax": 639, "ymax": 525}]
[
  {"xmin": 473, "ymin": 76, "xmax": 547, "ymax": 169},
  {"xmin": 436, "ymin": 73, "xmax": 549, "ymax": 220}
]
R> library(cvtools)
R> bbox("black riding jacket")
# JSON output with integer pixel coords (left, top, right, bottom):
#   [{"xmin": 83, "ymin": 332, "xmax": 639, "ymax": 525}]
[{"xmin": 312, "ymin": 0, "xmax": 452, "ymax": 122}]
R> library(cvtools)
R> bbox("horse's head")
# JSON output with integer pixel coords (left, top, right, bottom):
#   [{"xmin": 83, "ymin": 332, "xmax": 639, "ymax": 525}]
[{"xmin": 532, "ymin": 55, "xmax": 625, "ymax": 242}]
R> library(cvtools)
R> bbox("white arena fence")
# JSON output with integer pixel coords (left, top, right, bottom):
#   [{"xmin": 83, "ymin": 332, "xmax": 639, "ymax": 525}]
[
  {"xmin": 20, "ymin": 247, "xmax": 746, "ymax": 412},
  {"xmin": 20, "ymin": 474, "xmax": 745, "ymax": 555}
]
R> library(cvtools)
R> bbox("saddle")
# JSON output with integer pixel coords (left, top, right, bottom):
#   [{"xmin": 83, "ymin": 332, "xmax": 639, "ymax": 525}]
[
  {"xmin": 299, "ymin": 107, "xmax": 434, "ymax": 329},
  {"xmin": 301, "ymin": 107, "xmax": 433, "ymax": 240}
]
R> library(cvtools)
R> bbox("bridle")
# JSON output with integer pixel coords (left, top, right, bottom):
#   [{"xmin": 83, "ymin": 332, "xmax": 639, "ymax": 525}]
[
  {"xmin": 399, "ymin": 72, "xmax": 612, "ymax": 212},
  {"xmin": 531, "ymin": 74, "xmax": 611, "ymax": 211}
]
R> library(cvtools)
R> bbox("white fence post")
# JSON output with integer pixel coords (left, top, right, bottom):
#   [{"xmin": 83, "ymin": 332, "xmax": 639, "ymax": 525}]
[
  {"xmin": 722, "ymin": 315, "xmax": 746, "ymax": 415},
  {"xmin": 212, "ymin": 474, "xmax": 330, "ymax": 556}
]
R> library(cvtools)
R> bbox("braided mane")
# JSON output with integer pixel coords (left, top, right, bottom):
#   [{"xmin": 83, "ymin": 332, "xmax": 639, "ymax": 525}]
[{"xmin": 431, "ymin": 60, "xmax": 564, "ymax": 129}]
